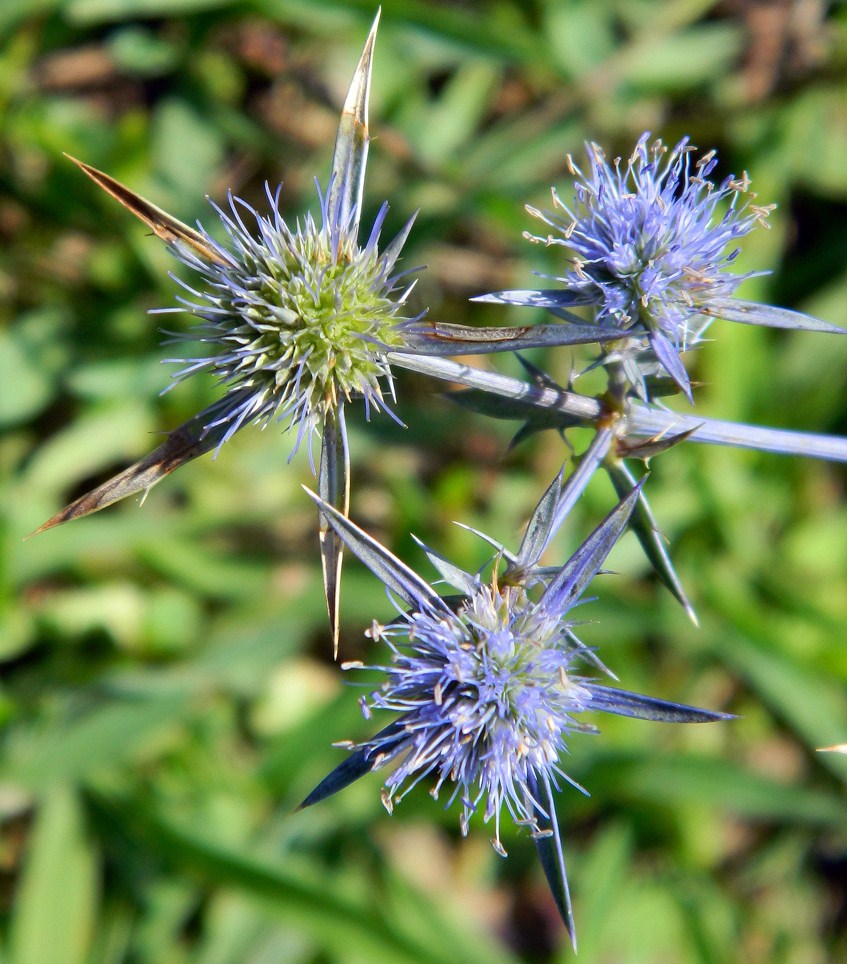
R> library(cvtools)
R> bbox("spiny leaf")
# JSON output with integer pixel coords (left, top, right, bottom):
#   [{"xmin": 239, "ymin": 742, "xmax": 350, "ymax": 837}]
[
  {"xmin": 587, "ymin": 684, "xmax": 733, "ymax": 723},
  {"xmin": 605, "ymin": 459, "xmax": 696, "ymax": 623},
  {"xmin": 303, "ymin": 488, "xmax": 448, "ymax": 616},
  {"xmin": 547, "ymin": 427, "xmax": 614, "ymax": 543},
  {"xmin": 318, "ymin": 407, "xmax": 350, "ymax": 658},
  {"xmin": 538, "ymin": 483, "xmax": 642, "ymax": 618},
  {"xmin": 66, "ymin": 155, "xmax": 230, "ymax": 266},
  {"xmin": 707, "ymin": 297, "xmax": 847, "ymax": 335},
  {"xmin": 530, "ymin": 772, "xmax": 576, "ymax": 949},
  {"xmin": 513, "ymin": 469, "xmax": 564, "ymax": 570},
  {"xmin": 649, "ymin": 330, "xmax": 692, "ymax": 403},
  {"xmin": 445, "ymin": 388, "xmax": 580, "ymax": 433},
  {"xmin": 410, "ymin": 535, "xmax": 479, "ymax": 596},
  {"xmin": 298, "ymin": 722, "xmax": 405, "ymax": 810},
  {"xmin": 614, "ymin": 424, "xmax": 701, "ymax": 460},
  {"xmin": 327, "ymin": 10, "xmax": 379, "ymax": 238},
  {"xmin": 401, "ymin": 321, "xmax": 628, "ymax": 355},
  {"xmin": 512, "ymin": 428, "xmax": 613, "ymax": 574},
  {"xmin": 32, "ymin": 415, "xmax": 230, "ymax": 535}
]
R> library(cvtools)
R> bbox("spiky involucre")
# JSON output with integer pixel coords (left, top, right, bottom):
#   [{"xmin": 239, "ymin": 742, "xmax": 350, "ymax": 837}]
[{"xmin": 161, "ymin": 182, "xmax": 417, "ymax": 455}]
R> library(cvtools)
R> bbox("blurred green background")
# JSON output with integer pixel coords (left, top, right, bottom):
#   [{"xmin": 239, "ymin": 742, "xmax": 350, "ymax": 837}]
[{"xmin": 3, "ymin": 1, "xmax": 847, "ymax": 961}]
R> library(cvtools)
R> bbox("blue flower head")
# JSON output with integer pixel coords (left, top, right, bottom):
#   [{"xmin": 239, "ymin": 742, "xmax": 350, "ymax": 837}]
[
  {"xmin": 34, "ymin": 15, "xmax": 408, "ymax": 652},
  {"xmin": 526, "ymin": 133, "xmax": 772, "ymax": 399},
  {"xmin": 300, "ymin": 477, "xmax": 730, "ymax": 946},
  {"xmin": 361, "ymin": 579, "xmax": 596, "ymax": 846},
  {"xmin": 478, "ymin": 132, "xmax": 843, "ymax": 407}
]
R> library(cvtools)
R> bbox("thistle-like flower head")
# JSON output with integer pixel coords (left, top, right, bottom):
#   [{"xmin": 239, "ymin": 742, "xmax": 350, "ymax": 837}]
[
  {"xmin": 300, "ymin": 478, "xmax": 730, "ymax": 945},
  {"xmin": 540, "ymin": 135, "xmax": 767, "ymax": 332},
  {"xmin": 160, "ymin": 183, "xmax": 417, "ymax": 458},
  {"xmin": 35, "ymin": 13, "xmax": 416, "ymax": 653},
  {"xmin": 478, "ymin": 133, "xmax": 844, "ymax": 404},
  {"xmin": 528, "ymin": 133, "xmax": 770, "ymax": 398},
  {"xmin": 359, "ymin": 578, "xmax": 595, "ymax": 845}
]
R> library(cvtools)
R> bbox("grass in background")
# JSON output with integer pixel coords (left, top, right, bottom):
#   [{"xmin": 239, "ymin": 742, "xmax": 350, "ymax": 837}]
[{"xmin": 2, "ymin": 1, "xmax": 847, "ymax": 960}]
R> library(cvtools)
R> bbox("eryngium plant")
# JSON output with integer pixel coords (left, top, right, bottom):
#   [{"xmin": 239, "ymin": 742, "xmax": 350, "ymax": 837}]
[{"xmin": 300, "ymin": 476, "xmax": 730, "ymax": 947}]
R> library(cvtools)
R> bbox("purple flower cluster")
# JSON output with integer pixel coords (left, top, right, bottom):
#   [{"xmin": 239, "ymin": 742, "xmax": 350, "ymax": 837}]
[
  {"xmin": 480, "ymin": 133, "xmax": 842, "ymax": 403},
  {"xmin": 527, "ymin": 134, "xmax": 771, "ymax": 397}
]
